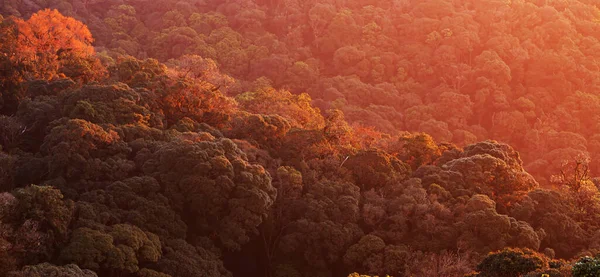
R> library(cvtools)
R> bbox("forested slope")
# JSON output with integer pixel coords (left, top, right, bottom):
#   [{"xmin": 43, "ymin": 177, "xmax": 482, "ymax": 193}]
[
  {"xmin": 4, "ymin": 0, "xmax": 600, "ymax": 184},
  {"xmin": 2, "ymin": 1, "xmax": 600, "ymax": 277}
]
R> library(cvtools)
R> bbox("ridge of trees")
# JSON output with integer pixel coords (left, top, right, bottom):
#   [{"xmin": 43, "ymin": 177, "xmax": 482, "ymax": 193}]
[{"xmin": 4, "ymin": 0, "xmax": 600, "ymax": 185}]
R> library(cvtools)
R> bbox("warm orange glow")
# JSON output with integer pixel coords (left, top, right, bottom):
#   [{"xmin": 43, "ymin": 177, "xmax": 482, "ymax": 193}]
[{"xmin": 2, "ymin": 1, "xmax": 600, "ymax": 276}]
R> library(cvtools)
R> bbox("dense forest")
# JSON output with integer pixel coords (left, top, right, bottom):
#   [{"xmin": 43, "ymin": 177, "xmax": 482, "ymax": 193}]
[{"xmin": 2, "ymin": 0, "xmax": 600, "ymax": 276}]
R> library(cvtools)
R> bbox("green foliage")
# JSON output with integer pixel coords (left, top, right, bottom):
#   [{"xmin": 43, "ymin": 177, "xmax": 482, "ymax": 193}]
[
  {"xmin": 59, "ymin": 224, "xmax": 161, "ymax": 274},
  {"xmin": 139, "ymin": 137, "xmax": 276, "ymax": 250},
  {"xmin": 13, "ymin": 185, "xmax": 74, "ymax": 237},
  {"xmin": 59, "ymin": 227, "xmax": 136, "ymax": 272},
  {"xmin": 475, "ymin": 248, "xmax": 546, "ymax": 277},
  {"xmin": 77, "ymin": 177, "xmax": 187, "ymax": 239},
  {"xmin": 572, "ymin": 256, "xmax": 600, "ymax": 277}
]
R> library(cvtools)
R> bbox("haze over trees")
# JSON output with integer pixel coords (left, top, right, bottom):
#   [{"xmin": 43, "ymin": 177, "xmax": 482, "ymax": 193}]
[{"xmin": 2, "ymin": 0, "xmax": 600, "ymax": 276}]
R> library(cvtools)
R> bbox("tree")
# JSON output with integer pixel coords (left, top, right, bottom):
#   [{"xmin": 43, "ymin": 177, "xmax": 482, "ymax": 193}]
[
  {"xmin": 166, "ymin": 55, "xmax": 235, "ymax": 91},
  {"xmin": 189, "ymin": 12, "xmax": 228, "ymax": 35},
  {"xmin": 572, "ymin": 256, "xmax": 600, "ymax": 277},
  {"xmin": 236, "ymin": 87, "xmax": 324, "ymax": 129},
  {"xmin": 323, "ymin": 109, "xmax": 353, "ymax": 146},
  {"xmin": 475, "ymin": 248, "xmax": 546, "ymax": 277},
  {"xmin": 12, "ymin": 9, "xmax": 104, "ymax": 82},
  {"xmin": 550, "ymin": 157, "xmax": 600, "ymax": 226},
  {"xmin": 390, "ymin": 132, "xmax": 440, "ymax": 170},
  {"xmin": 0, "ymin": 186, "xmax": 75, "ymax": 270},
  {"xmin": 308, "ymin": 4, "xmax": 336, "ymax": 39},
  {"xmin": 227, "ymin": 112, "xmax": 291, "ymax": 148},
  {"xmin": 343, "ymin": 149, "xmax": 410, "ymax": 191},
  {"xmin": 343, "ymin": 234, "xmax": 409, "ymax": 276},
  {"xmin": 13, "ymin": 185, "xmax": 74, "ymax": 238},
  {"xmin": 150, "ymin": 27, "xmax": 199, "ymax": 61},
  {"xmin": 333, "ymin": 46, "xmax": 366, "ymax": 76},
  {"xmin": 158, "ymin": 76, "xmax": 237, "ymax": 128},
  {"xmin": 77, "ymin": 177, "xmax": 187, "ymax": 239},
  {"xmin": 40, "ymin": 119, "xmax": 133, "ymax": 184},
  {"xmin": 138, "ymin": 138, "xmax": 276, "ymax": 250},
  {"xmin": 59, "ymin": 224, "xmax": 162, "ymax": 275},
  {"xmin": 0, "ymin": 10, "xmax": 104, "ymax": 115}
]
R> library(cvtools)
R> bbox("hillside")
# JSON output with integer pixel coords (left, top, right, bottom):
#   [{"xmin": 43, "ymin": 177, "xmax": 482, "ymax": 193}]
[
  {"xmin": 2, "ymin": 1, "xmax": 600, "ymax": 276},
  {"xmin": 5, "ymin": 0, "xmax": 600, "ymax": 184}
]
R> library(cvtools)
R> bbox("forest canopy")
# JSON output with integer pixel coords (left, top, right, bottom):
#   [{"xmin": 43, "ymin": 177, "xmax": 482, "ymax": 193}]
[{"xmin": 2, "ymin": 0, "xmax": 600, "ymax": 276}]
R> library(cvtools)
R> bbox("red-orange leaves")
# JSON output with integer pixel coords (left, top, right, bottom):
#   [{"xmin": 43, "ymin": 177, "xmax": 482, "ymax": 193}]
[
  {"xmin": 0, "ymin": 10, "xmax": 104, "ymax": 115},
  {"xmin": 160, "ymin": 79, "xmax": 237, "ymax": 128},
  {"xmin": 12, "ymin": 10, "xmax": 104, "ymax": 82}
]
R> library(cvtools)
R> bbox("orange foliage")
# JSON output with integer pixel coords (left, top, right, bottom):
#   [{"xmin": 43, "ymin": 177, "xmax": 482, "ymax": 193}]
[
  {"xmin": 9, "ymin": 9, "xmax": 103, "ymax": 82},
  {"xmin": 160, "ymin": 79, "xmax": 238, "ymax": 127},
  {"xmin": 236, "ymin": 87, "xmax": 325, "ymax": 130}
]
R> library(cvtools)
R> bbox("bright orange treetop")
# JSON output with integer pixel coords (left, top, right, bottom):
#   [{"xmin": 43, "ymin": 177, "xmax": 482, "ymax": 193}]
[{"xmin": 10, "ymin": 9, "xmax": 98, "ymax": 80}]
